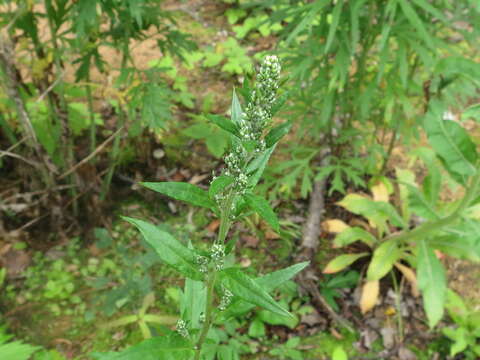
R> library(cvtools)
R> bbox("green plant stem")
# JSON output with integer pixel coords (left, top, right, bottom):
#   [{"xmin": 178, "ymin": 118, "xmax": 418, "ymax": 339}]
[
  {"xmin": 194, "ymin": 192, "xmax": 234, "ymax": 359},
  {"xmin": 86, "ymin": 75, "xmax": 96, "ymax": 155},
  {"xmin": 389, "ymin": 166, "xmax": 480, "ymax": 244},
  {"xmin": 390, "ymin": 271, "xmax": 404, "ymax": 342}
]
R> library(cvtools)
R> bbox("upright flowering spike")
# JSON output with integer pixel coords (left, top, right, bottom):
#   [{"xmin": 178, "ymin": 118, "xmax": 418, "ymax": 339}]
[{"xmin": 224, "ymin": 55, "xmax": 282, "ymax": 193}]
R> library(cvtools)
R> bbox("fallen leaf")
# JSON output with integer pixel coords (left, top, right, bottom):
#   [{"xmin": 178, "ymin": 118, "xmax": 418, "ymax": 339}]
[
  {"xmin": 380, "ymin": 326, "xmax": 396, "ymax": 349},
  {"xmin": 371, "ymin": 182, "xmax": 389, "ymax": 202},
  {"xmin": 322, "ymin": 219, "xmax": 349, "ymax": 233},
  {"xmin": 189, "ymin": 174, "xmax": 209, "ymax": 185},
  {"xmin": 207, "ymin": 219, "xmax": 220, "ymax": 233},
  {"xmin": 265, "ymin": 229, "xmax": 280, "ymax": 240},
  {"xmin": 242, "ymin": 235, "xmax": 259, "ymax": 248},
  {"xmin": 360, "ymin": 280, "xmax": 379, "ymax": 314},
  {"xmin": 394, "ymin": 262, "xmax": 420, "ymax": 297}
]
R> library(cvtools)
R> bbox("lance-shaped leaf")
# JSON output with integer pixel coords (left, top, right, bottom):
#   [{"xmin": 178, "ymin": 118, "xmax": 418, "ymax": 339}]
[
  {"xmin": 220, "ymin": 262, "xmax": 309, "ymax": 318},
  {"xmin": 265, "ymin": 121, "xmax": 292, "ymax": 148},
  {"xmin": 141, "ymin": 182, "xmax": 216, "ymax": 209},
  {"xmin": 323, "ymin": 253, "xmax": 369, "ymax": 274},
  {"xmin": 243, "ymin": 193, "xmax": 280, "ymax": 233},
  {"xmin": 424, "ymin": 99, "xmax": 478, "ymax": 178},
  {"xmin": 181, "ymin": 278, "xmax": 206, "ymax": 329},
  {"xmin": 122, "ymin": 217, "xmax": 203, "ymax": 281},
  {"xmin": 90, "ymin": 334, "xmax": 194, "ymax": 360},
  {"xmin": 220, "ymin": 268, "xmax": 291, "ymax": 317},
  {"xmin": 333, "ymin": 227, "xmax": 377, "ymax": 248},
  {"xmin": 429, "ymin": 235, "xmax": 480, "ymax": 262},
  {"xmin": 209, "ymin": 175, "xmax": 234, "ymax": 199},
  {"xmin": 418, "ymin": 239, "xmax": 446, "ymax": 328},
  {"xmin": 367, "ymin": 239, "xmax": 401, "ymax": 281},
  {"xmin": 231, "ymin": 88, "xmax": 243, "ymax": 124},
  {"xmin": 360, "ymin": 280, "xmax": 379, "ymax": 314},
  {"xmin": 246, "ymin": 145, "xmax": 276, "ymax": 187},
  {"xmin": 207, "ymin": 114, "xmax": 239, "ymax": 136}
]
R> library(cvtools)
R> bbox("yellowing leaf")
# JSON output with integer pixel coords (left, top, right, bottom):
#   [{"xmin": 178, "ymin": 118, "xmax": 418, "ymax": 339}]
[
  {"xmin": 394, "ymin": 262, "xmax": 420, "ymax": 297},
  {"xmin": 323, "ymin": 253, "xmax": 369, "ymax": 274},
  {"xmin": 360, "ymin": 280, "xmax": 379, "ymax": 314},
  {"xmin": 371, "ymin": 182, "xmax": 389, "ymax": 202},
  {"xmin": 322, "ymin": 219, "xmax": 349, "ymax": 233}
]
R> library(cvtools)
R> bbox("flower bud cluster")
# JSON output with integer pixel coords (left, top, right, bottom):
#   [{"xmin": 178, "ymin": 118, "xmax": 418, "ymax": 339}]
[
  {"xmin": 211, "ymin": 243, "xmax": 225, "ymax": 271},
  {"xmin": 240, "ymin": 55, "xmax": 281, "ymax": 145},
  {"xmin": 195, "ymin": 255, "xmax": 209, "ymax": 273},
  {"xmin": 176, "ymin": 319, "xmax": 189, "ymax": 338},
  {"xmin": 223, "ymin": 55, "xmax": 281, "ymax": 193},
  {"xmin": 218, "ymin": 287, "xmax": 233, "ymax": 311}
]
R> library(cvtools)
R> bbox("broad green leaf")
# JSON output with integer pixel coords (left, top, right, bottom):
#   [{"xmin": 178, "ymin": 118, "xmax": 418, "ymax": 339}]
[
  {"xmin": 0, "ymin": 341, "xmax": 40, "ymax": 360},
  {"xmin": 429, "ymin": 235, "xmax": 480, "ymax": 262},
  {"xmin": 402, "ymin": 182, "xmax": 440, "ymax": 220},
  {"xmin": 220, "ymin": 268, "xmax": 291, "ymax": 317},
  {"xmin": 207, "ymin": 114, "xmax": 239, "ymax": 136},
  {"xmin": 366, "ymin": 239, "xmax": 400, "ymax": 281},
  {"xmin": 333, "ymin": 227, "xmax": 377, "ymax": 248},
  {"xmin": 231, "ymin": 88, "xmax": 243, "ymax": 124},
  {"xmin": 209, "ymin": 175, "xmax": 234, "ymax": 199},
  {"xmin": 265, "ymin": 121, "xmax": 292, "ymax": 148},
  {"xmin": 418, "ymin": 239, "xmax": 446, "ymax": 328},
  {"xmin": 181, "ymin": 278, "xmax": 206, "ymax": 329},
  {"xmin": 220, "ymin": 262, "xmax": 308, "ymax": 319},
  {"xmin": 424, "ymin": 100, "xmax": 478, "ymax": 178},
  {"xmin": 337, "ymin": 194, "xmax": 406, "ymax": 232},
  {"xmin": 323, "ymin": 253, "xmax": 369, "ymax": 274},
  {"xmin": 243, "ymin": 193, "xmax": 280, "ymax": 232},
  {"xmin": 257, "ymin": 308, "xmax": 298, "ymax": 328},
  {"xmin": 90, "ymin": 335, "xmax": 194, "ymax": 360},
  {"xmin": 248, "ymin": 317, "xmax": 266, "ymax": 337},
  {"xmin": 141, "ymin": 182, "xmax": 216, "ymax": 209},
  {"xmin": 122, "ymin": 217, "xmax": 203, "ymax": 281}
]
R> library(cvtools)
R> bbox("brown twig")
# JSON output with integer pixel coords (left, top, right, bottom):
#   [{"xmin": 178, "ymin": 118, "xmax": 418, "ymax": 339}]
[
  {"xmin": 296, "ymin": 151, "xmax": 354, "ymax": 332},
  {"xmin": 57, "ymin": 126, "xmax": 124, "ymax": 180}
]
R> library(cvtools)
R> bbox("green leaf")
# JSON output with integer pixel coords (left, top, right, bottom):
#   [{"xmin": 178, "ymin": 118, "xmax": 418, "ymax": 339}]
[
  {"xmin": 323, "ymin": 253, "xmax": 369, "ymax": 274},
  {"xmin": 366, "ymin": 239, "xmax": 400, "ymax": 281},
  {"xmin": 258, "ymin": 309, "xmax": 298, "ymax": 328},
  {"xmin": 255, "ymin": 262, "xmax": 309, "ymax": 292},
  {"xmin": 424, "ymin": 100, "xmax": 478, "ymax": 178},
  {"xmin": 209, "ymin": 176, "xmax": 234, "ymax": 199},
  {"xmin": 248, "ymin": 317, "xmax": 266, "ymax": 338},
  {"xmin": 333, "ymin": 227, "xmax": 377, "ymax": 248},
  {"xmin": 231, "ymin": 88, "xmax": 243, "ymax": 124},
  {"xmin": 219, "ymin": 263, "xmax": 308, "ymax": 319},
  {"xmin": 141, "ymin": 182, "xmax": 215, "ymax": 209},
  {"xmin": 141, "ymin": 84, "xmax": 171, "ymax": 130},
  {"xmin": 246, "ymin": 146, "xmax": 276, "ymax": 187},
  {"xmin": 265, "ymin": 121, "xmax": 292, "ymax": 148},
  {"xmin": 418, "ymin": 239, "xmax": 446, "ymax": 328},
  {"xmin": 401, "ymin": 182, "xmax": 440, "ymax": 220},
  {"xmin": 207, "ymin": 114, "xmax": 239, "ymax": 136},
  {"xmin": 324, "ymin": 0, "xmax": 344, "ymax": 54},
  {"xmin": 122, "ymin": 217, "xmax": 203, "ymax": 281},
  {"xmin": 90, "ymin": 334, "xmax": 194, "ymax": 360},
  {"xmin": 181, "ymin": 278, "xmax": 206, "ymax": 329},
  {"xmin": 0, "ymin": 341, "xmax": 40, "ymax": 360},
  {"xmin": 243, "ymin": 193, "xmax": 280, "ymax": 233},
  {"xmin": 429, "ymin": 235, "xmax": 480, "ymax": 262},
  {"xmin": 397, "ymin": 0, "xmax": 434, "ymax": 49},
  {"xmin": 331, "ymin": 346, "xmax": 348, "ymax": 360},
  {"xmin": 220, "ymin": 268, "xmax": 291, "ymax": 317}
]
